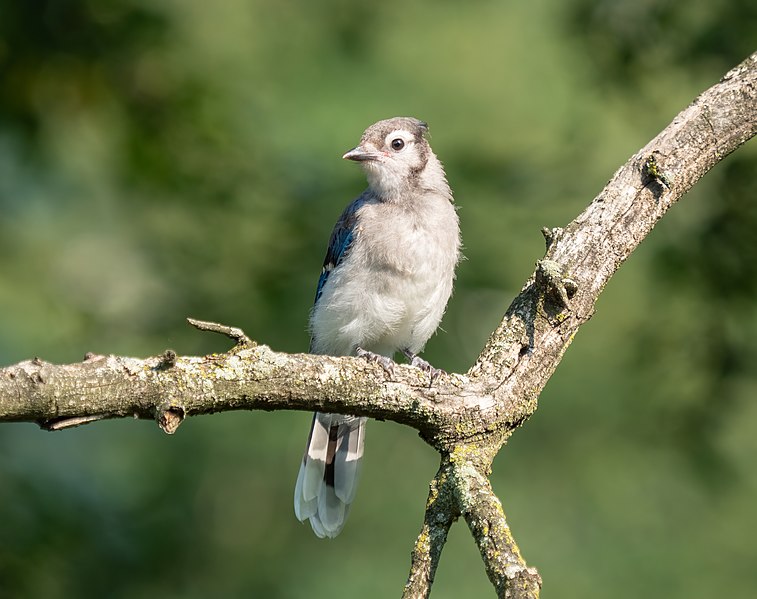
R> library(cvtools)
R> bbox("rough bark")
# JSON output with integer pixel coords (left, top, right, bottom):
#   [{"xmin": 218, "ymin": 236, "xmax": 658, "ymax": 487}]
[{"xmin": 2, "ymin": 52, "xmax": 756, "ymax": 598}]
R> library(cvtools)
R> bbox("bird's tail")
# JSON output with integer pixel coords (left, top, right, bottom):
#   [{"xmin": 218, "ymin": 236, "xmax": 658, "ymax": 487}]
[{"xmin": 294, "ymin": 412, "xmax": 366, "ymax": 538}]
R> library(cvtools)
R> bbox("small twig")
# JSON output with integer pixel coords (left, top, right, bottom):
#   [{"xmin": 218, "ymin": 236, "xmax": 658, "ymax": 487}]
[
  {"xmin": 186, "ymin": 318, "xmax": 253, "ymax": 346},
  {"xmin": 41, "ymin": 414, "xmax": 112, "ymax": 431},
  {"xmin": 540, "ymin": 226, "xmax": 563, "ymax": 250}
]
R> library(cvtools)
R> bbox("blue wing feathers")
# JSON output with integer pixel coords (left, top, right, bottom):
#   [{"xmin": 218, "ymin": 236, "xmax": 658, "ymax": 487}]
[
  {"xmin": 313, "ymin": 196, "xmax": 365, "ymax": 304},
  {"xmin": 314, "ymin": 227, "xmax": 354, "ymax": 303}
]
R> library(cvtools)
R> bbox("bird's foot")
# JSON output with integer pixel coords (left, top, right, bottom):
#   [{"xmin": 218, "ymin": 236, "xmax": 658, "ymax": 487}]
[
  {"xmin": 356, "ymin": 347, "xmax": 395, "ymax": 377},
  {"xmin": 402, "ymin": 349, "xmax": 445, "ymax": 384}
]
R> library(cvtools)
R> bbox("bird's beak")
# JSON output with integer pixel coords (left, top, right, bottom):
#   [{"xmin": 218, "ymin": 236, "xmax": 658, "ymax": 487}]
[{"xmin": 342, "ymin": 145, "xmax": 379, "ymax": 162}]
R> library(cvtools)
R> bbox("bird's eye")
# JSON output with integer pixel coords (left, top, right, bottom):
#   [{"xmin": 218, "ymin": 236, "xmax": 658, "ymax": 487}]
[{"xmin": 390, "ymin": 138, "xmax": 405, "ymax": 151}]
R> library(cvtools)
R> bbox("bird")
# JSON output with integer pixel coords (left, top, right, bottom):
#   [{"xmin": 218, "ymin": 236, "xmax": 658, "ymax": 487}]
[{"xmin": 293, "ymin": 117, "xmax": 461, "ymax": 538}]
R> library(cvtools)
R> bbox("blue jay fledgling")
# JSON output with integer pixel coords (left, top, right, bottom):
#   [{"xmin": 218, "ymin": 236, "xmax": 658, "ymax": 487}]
[{"xmin": 293, "ymin": 117, "xmax": 461, "ymax": 538}]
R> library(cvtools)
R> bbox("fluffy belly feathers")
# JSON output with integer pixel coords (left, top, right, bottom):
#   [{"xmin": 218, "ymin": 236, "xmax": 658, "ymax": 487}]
[{"xmin": 310, "ymin": 222, "xmax": 456, "ymax": 357}]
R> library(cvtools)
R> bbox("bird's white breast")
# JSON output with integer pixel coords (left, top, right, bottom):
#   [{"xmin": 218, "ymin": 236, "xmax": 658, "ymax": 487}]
[{"xmin": 310, "ymin": 192, "xmax": 460, "ymax": 357}]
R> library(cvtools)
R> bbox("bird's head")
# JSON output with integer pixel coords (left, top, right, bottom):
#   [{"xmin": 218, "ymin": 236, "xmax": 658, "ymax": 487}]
[{"xmin": 343, "ymin": 117, "xmax": 442, "ymax": 199}]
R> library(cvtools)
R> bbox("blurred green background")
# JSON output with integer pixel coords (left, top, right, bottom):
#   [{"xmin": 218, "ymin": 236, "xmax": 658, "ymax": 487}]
[{"xmin": 1, "ymin": 1, "xmax": 756, "ymax": 597}]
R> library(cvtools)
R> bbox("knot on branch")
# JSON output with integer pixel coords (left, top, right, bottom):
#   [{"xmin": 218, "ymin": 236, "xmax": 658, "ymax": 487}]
[
  {"xmin": 157, "ymin": 405, "xmax": 185, "ymax": 434},
  {"xmin": 156, "ymin": 349, "xmax": 177, "ymax": 370},
  {"xmin": 535, "ymin": 259, "xmax": 577, "ymax": 313},
  {"xmin": 643, "ymin": 151, "xmax": 672, "ymax": 193}
]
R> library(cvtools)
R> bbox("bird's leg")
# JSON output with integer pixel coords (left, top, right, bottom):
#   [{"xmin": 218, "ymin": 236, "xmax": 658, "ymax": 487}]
[
  {"xmin": 402, "ymin": 349, "xmax": 445, "ymax": 383},
  {"xmin": 356, "ymin": 347, "xmax": 395, "ymax": 377}
]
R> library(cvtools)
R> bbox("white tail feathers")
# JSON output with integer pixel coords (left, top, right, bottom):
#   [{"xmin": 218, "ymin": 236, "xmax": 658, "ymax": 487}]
[{"xmin": 294, "ymin": 413, "xmax": 366, "ymax": 538}]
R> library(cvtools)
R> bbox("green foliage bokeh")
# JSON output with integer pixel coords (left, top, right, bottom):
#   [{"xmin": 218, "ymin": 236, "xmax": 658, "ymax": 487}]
[{"xmin": 1, "ymin": 1, "xmax": 756, "ymax": 597}]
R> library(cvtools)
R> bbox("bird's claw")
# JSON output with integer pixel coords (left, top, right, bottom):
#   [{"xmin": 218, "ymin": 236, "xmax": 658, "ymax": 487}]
[
  {"xmin": 402, "ymin": 350, "xmax": 445, "ymax": 384},
  {"xmin": 356, "ymin": 347, "xmax": 395, "ymax": 376}
]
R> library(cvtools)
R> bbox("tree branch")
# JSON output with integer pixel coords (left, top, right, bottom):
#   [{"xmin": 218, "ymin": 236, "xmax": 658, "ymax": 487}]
[
  {"xmin": 458, "ymin": 460, "xmax": 541, "ymax": 597},
  {"xmin": 0, "ymin": 340, "xmax": 492, "ymax": 444},
  {"xmin": 403, "ymin": 449, "xmax": 542, "ymax": 599},
  {"xmin": 1, "ymin": 51, "xmax": 756, "ymax": 598},
  {"xmin": 402, "ymin": 460, "xmax": 457, "ymax": 599}
]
